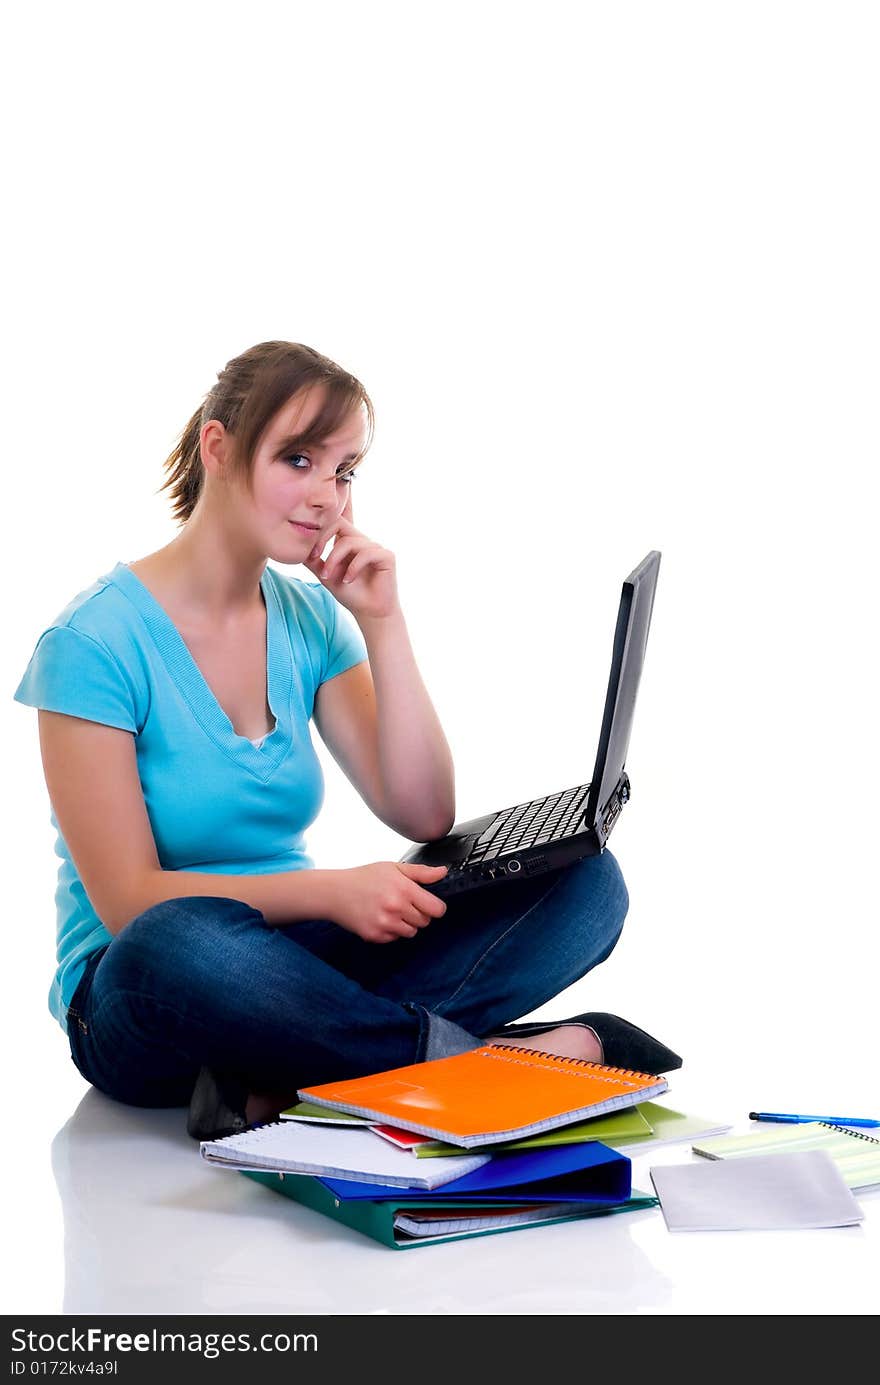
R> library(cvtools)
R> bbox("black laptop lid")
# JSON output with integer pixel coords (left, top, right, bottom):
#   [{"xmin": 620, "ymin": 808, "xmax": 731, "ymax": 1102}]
[{"xmin": 584, "ymin": 551, "xmax": 661, "ymax": 825}]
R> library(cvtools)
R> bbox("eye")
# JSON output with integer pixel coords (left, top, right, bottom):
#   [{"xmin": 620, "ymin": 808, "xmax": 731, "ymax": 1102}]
[{"xmin": 283, "ymin": 453, "xmax": 357, "ymax": 484}]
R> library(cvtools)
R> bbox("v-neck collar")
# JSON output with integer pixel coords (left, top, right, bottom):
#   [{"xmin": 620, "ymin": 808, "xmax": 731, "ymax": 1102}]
[{"xmin": 110, "ymin": 560, "xmax": 293, "ymax": 777}]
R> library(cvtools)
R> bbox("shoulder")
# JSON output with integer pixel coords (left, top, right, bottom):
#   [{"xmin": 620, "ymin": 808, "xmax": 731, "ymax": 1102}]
[
  {"xmin": 14, "ymin": 566, "xmax": 149, "ymax": 730},
  {"xmin": 49, "ymin": 565, "xmax": 138, "ymax": 652}
]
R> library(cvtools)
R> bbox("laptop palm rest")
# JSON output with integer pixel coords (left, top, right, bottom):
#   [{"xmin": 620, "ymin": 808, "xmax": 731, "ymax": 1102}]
[{"xmin": 415, "ymin": 834, "xmax": 478, "ymax": 866}]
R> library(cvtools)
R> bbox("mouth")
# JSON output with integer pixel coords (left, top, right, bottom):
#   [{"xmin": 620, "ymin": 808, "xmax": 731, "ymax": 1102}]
[{"xmin": 289, "ymin": 521, "xmax": 321, "ymax": 534}]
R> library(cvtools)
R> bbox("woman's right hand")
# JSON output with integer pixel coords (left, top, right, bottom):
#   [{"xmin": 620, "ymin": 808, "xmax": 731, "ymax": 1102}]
[{"xmin": 329, "ymin": 862, "xmax": 450, "ymax": 943}]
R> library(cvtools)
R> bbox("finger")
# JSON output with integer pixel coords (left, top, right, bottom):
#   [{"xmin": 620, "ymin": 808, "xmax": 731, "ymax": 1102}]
[
  {"xmin": 398, "ymin": 863, "xmax": 449, "ymax": 880},
  {"xmin": 341, "ymin": 546, "xmax": 392, "ymax": 586},
  {"xmin": 302, "ymin": 537, "xmax": 330, "ymax": 577},
  {"xmin": 342, "ymin": 488, "xmax": 354, "ymax": 522},
  {"xmin": 412, "ymin": 887, "xmax": 447, "ymax": 919},
  {"xmin": 320, "ymin": 535, "xmax": 365, "ymax": 584},
  {"xmin": 320, "ymin": 512, "xmax": 356, "ymax": 546},
  {"xmin": 305, "ymin": 514, "xmax": 356, "ymax": 567},
  {"xmin": 401, "ymin": 902, "xmax": 432, "ymax": 928}
]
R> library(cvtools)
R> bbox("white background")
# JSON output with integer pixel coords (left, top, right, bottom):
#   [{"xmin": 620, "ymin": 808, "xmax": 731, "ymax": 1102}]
[{"xmin": 3, "ymin": 2, "xmax": 878, "ymax": 1315}]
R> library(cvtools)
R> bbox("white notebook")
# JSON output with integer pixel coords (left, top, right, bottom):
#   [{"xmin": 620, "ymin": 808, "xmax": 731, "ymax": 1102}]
[
  {"xmin": 200, "ymin": 1119, "xmax": 490, "ymax": 1189},
  {"xmin": 649, "ymin": 1150, "xmax": 864, "ymax": 1231}
]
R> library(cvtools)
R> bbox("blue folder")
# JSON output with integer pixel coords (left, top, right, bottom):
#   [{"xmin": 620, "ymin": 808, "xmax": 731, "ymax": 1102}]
[{"xmin": 319, "ymin": 1138, "xmax": 630, "ymax": 1203}]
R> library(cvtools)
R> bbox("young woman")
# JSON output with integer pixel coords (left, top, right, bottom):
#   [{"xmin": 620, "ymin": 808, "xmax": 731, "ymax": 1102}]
[{"xmin": 14, "ymin": 340, "xmax": 681, "ymax": 1140}]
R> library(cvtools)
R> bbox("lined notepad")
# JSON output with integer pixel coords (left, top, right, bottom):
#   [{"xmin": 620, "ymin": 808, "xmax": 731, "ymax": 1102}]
[
  {"xmin": 692, "ymin": 1121, "xmax": 880, "ymax": 1191},
  {"xmin": 200, "ymin": 1119, "xmax": 490, "ymax": 1188}
]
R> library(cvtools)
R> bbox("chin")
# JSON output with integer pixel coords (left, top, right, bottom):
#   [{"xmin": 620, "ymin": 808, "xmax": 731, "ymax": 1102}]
[{"xmin": 272, "ymin": 529, "xmax": 316, "ymax": 563}]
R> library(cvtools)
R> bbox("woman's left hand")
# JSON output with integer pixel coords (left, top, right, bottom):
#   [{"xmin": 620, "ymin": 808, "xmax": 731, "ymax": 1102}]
[{"xmin": 301, "ymin": 490, "xmax": 400, "ymax": 622}]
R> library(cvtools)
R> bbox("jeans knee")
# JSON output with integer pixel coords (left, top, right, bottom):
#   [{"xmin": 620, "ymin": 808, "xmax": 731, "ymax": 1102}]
[
  {"xmin": 107, "ymin": 896, "xmax": 265, "ymax": 991},
  {"xmin": 600, "ymin": 849, "xmax": 629, "ymax": 933},
  {"xmin": 127, "ymin": 895, "xmax": 263, "ymax": 931},
  {"xmin": 565, "ymin": 849, "xmax": 629, "ymax": 953}
]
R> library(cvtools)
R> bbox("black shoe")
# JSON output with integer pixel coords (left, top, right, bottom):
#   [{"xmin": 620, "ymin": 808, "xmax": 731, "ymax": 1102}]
[
  {"xmin": 496, "ymin": 1011, "xmax": 683, "ymax": 1076},
  {"xmin": 186, "ymin": 1065, "xmax": 250, "ymax": 1142}
]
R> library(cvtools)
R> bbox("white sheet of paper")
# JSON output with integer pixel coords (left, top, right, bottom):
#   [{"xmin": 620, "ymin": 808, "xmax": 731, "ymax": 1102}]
[{"xmin": 649, "ymin": 1150, "xmax": 864, "ymax": 1231}]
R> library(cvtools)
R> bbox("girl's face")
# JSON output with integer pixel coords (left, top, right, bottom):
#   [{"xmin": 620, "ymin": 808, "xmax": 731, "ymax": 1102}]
[{"xmin": 246, "ymin": 388, "xmax": 368, "ymax": 561}]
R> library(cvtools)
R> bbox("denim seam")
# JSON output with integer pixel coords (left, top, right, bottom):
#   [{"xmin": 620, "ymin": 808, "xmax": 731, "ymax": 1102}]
[{"xmin": 433, "ymin": 871, "xmax": 565, "ymax": 1014}]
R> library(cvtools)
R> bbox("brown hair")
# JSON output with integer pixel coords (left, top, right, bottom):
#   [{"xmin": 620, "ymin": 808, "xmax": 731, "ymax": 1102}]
[{"xmin": 158, "ymin": 340, "xmax": 375, "ymax": 525}]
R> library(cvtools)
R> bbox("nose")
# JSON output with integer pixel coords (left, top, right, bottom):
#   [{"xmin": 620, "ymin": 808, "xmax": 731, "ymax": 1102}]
[{"xmin": 307, "ymin": 470, "xmax": 341, "ymax": 512}]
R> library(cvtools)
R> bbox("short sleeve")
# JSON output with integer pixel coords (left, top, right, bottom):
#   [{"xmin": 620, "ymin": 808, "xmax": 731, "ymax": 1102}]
[
  {"xmin": 322, "ymin": 591, "xmax": 369, "ymax": 684},
  {"xmin": 13, "ymin": 625, "xmax": 138, "ymax": 733}
]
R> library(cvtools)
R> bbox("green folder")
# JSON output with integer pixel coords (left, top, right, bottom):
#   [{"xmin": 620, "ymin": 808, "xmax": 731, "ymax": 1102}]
[
  {"xmin": 602, "ymin": 1102, "xmax": 732, "ymax": 1152},
  {"xmin": 282, "ymin": 1100, "xmax": 372, "ymax": 1125},
  {"xmin": 413, "ymin": 1104, "xmax": 653, "ymax": 1156},
  {"xmin": 241, "ymin": 1169, "xmax": 658, "ymax": 1249}
]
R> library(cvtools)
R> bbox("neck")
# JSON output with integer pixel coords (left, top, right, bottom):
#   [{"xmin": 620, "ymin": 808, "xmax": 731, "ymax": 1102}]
[{"xmin": 158, "ymin": 504, "xmax": 267, "ymax": 623}]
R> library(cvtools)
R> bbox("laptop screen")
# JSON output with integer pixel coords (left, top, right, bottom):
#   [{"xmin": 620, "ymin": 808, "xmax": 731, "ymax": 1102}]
[{"xmin": 585, "ymin": 551, "xmax": 661, "ymax": 827}]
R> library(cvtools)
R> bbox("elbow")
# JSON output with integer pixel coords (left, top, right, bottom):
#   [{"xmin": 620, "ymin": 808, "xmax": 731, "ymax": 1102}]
[
  {"xmin": 396, "ymin": 810, "xmax": 456, "ymax": 844},
  {"xmin": 100, "ymin": 871, "xmax": 161, "ymax": 936},
  {"xmin": 428, "ymin": 812, "xmax": 457, "ymax": 842},
  {"xmin": 100, "ymin": 903, "xmax": 135, "ymax": 938},
  {"xmin": 380, "ymin": 781, "xmax": 456, "ymax": 843}
]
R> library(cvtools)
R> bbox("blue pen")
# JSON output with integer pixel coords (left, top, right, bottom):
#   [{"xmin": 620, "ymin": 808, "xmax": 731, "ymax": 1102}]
[{"xmin": 749, "ymin": 1111, "xmax": 880, "ymax": 1128}]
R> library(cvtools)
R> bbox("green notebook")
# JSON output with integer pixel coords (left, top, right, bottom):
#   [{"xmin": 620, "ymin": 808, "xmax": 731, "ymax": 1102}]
[
  {"xmin": 241, "ymin": 1169, "xmax": 658, "ymax": 1249},
  {"xmin": 602, "ymin": 1102, "xmax": 731, "ymax": 1152},
  {"xmin": 692, "ymin": 1121, "xmax": 880, "ymax": 1190},
  {"xmin": 413, "ymin": 1104, "xmax": 652, "ymax": 1157}
]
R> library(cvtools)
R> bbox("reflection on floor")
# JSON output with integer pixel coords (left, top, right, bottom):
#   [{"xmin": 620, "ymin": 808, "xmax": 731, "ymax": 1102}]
[{"xmin": 51, "ymin": 1089, "xmax": 673, "ymax": 1315}]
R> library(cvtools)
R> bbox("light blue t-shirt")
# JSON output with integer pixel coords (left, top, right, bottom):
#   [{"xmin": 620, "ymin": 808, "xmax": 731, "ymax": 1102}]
[{"xmin": 13, "ymin": 560, "xmax": 369, "ymax": 1034}]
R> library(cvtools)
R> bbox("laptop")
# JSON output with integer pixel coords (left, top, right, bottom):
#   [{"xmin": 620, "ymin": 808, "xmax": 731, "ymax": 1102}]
[{"xmin": 399, "ymin": 550, "xmax": 661, "ymax": 899}]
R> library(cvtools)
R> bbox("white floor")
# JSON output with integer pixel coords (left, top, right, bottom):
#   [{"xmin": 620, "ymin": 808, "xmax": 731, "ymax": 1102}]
[{"xmin": 8, "ymin": 1017, "xmax": 878, "ymax": 1316}]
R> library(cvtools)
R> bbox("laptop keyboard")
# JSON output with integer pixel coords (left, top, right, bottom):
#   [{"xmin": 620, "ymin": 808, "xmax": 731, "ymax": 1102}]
[{"xmin": 466, "ymin": 783, "xmax": 592, "ymax": 864}]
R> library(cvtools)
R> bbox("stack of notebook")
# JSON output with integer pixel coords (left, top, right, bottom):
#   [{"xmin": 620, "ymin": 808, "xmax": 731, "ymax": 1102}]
[{"xmin": 198, "ymin": 1043, "xmax": 725, "ymax": 1248}]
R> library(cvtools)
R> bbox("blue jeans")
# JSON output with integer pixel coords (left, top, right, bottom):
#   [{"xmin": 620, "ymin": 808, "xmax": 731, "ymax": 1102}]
[{"xmin": 65, "ymin": 852, "xmax": 629, "ymax": 1108}]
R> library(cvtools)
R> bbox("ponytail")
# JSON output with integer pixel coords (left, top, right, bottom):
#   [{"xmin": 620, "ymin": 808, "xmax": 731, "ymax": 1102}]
[{"xmin": 158, "ymin": 405, "xmax": 207, "ymax": 526}]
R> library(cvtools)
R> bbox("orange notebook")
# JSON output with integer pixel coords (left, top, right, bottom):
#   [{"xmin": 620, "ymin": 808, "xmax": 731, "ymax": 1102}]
[{"xmin": 298, "ymin": 1044, "xmax": 669, "ymax": 1148}]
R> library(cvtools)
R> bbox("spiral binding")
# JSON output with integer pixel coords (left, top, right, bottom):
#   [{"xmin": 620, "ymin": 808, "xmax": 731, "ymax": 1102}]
[
  {"xmin": 818, "ymin": 1121, "xmax": 880, "ymax": 1143},
  {"xmin": 485, "ymin": 1041, "xmax": 654, "ymax": 1083},
  {"xmin": 211, "ymin": 1118, "xmax": 285, "ymax": 1146}
]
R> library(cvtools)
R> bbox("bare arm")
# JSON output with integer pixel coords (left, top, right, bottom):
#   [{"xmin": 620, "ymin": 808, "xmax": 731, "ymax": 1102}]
[
  {"xmin": 36, "ymin": 710, "xmax": 445, "ymax": 942},
  {"xmin": 37, "ymin": 710, "xmax": 341, "ymax": 936},
  {"xmin": 125, "ymin": 861, "xmax": 342, "ymax": 933},
  {"xmin": 357, "ymin": 607, "xmax": 456, "ymax": 841},
  {"xmin": 318, "ymin": 609, "xmax": 457, "ymax": 836}
]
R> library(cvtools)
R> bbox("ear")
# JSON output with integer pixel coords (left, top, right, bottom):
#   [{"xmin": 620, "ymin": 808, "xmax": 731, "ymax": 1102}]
[{"xmin": 200, "ymin": 419, "xmax": 232, "ymax": 481}]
